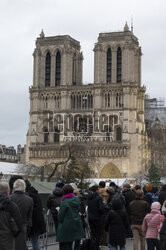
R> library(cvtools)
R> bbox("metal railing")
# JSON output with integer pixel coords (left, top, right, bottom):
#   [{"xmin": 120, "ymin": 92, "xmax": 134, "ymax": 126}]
[{"xmin": 27, "ymin": 209, "xmax": 58, "ymax": 249}]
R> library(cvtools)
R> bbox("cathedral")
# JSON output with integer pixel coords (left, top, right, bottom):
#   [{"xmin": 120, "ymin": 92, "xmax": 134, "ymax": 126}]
[{"xmin": 25, "ymin": 23, "xmax": 147, "ymax": 178}]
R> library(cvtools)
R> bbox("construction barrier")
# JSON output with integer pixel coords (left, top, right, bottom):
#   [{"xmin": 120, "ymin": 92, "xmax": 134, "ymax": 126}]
[{"xmin": 27, "ymin": 209, "xmax": 58, "ymax": 249}]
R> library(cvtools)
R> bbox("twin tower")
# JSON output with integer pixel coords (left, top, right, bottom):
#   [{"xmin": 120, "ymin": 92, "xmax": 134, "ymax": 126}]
[
  {"xmin": 33, "ymin": 23, "xmax": 141, "ymax": 88},
  {"xmin": 26, "ymin": 23, "xmax": 147, "ymax": 178}
]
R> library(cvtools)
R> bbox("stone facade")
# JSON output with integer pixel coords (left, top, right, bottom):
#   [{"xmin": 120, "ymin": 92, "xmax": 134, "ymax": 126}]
[{"xmin": 25, "ymin": 24, "xmax": 147, "ymax": 178}]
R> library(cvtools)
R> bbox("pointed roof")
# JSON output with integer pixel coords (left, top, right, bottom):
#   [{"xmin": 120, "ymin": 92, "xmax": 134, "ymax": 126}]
[
  {"xmin": 124, "ymin": 22, "xmax": 129, "ymax": 32},
  {"xmin": 40, "ymin": 29, "xmax": 45, "ymax": 38}
]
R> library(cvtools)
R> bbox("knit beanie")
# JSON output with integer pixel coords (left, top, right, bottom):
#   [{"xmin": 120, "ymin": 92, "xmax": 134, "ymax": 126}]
[
  {"xmin": 146, "ymin": 184, "xmax": 152, "ymax": 192},
  {"xmin": 56, "ymin": 182, "xmax": 64, "ymax": 189},
  {"xmin": 151, "ymin": 201, "xmax": 161, "ymax": 211}
]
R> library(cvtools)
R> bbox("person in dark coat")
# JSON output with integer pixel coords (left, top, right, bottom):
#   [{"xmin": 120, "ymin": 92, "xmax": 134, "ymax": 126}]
[
  {"xmin": 122, "ymin": 183, "xmax": 136, "ymax": 238},
  {"xmin": 87, "ymin": 185, "xmax": 105, "ymax": 250},
  {"xmin": 107, "ymin": 186, "xmax": 126, "ymax": 210},
  {"xmin": 56, "ymin": 184, "xmax": 84, "ymax": 250},
  {"xmin": 129, "ymin": 189, "xmax": 150, "ymax": 250},
  {"xmin": 0, "ymin": 182, "xmax": 22, "ymax": 250},
  {"xmin": 109, "ymin": 181, "xmax": 120, "ymax": 193},
  {"xmin": 47, "ymin": 181, "xmax": 64, "ymax": 231},
  {"xmin": 10, "ymin": 179, "xmax": 34, "ymax": 250},
  {"xmin": 160, "ymin": 200, "xmax": 166, "ymax": 250},
  {"xmin": 25, "ymin": 180, "xmax": 46, "ymax": 250},
  {"xmin": 105, "ymin": 198, "xmax": 129, "ymax": 250},
  {"xmin": 9, "ymin": 175, "xmax": 23, "ymax": 194},
  {"xmin": 122, "ymin": 183, "xmax": 136, "ymax": 214},
  {"xmin": 158, "ymin": 185, "xmax": 166, "ymax": 206},
  {"xmin": 143, "ymin": 184, "xmax": 154, "ymax": 206}
]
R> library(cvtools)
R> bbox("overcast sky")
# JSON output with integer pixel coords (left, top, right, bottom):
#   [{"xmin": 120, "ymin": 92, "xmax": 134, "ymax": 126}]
[{"xmin": 0, "ymin": 0, "xmax": 166, "ymax": 148}]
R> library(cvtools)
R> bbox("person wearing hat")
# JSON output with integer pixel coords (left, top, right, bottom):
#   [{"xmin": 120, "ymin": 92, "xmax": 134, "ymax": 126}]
[
  {"xmin": 98, "ymin": 181, "xmax": 109, "ymax": 246},
  {"xmin": 47, "ymin": 182, "xmax": 64, "ymax": 231},
  {"xmin": 142, "ymin": 202, "xmax": 164, "ymax": 250},
  {"xmin": 87, "ymin": 185, "xmax": 105, "ymax": 250},
  {"xmin": 122, "ymin": 183, "xmax": 136, "ymax": 214},
  {"xmin": 122, "ymin": 183, "xmax": 136, "ymax": 238},
  {"xmin": 105, "ymin": 198, "xmax": 129, "ymax": 250},
  {"xmin": 25, "ymin": 180, "xmax": 46, "ymax": 250},
  {"xmin": 144, "ymin": 185, "xmax": 154, "ymax": 206}
]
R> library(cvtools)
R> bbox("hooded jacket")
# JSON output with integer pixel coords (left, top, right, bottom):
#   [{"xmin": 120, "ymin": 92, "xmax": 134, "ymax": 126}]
[
  {"xmin": 47, "ymin": 187, "xmax": 63, "ymax": 211},
  {"xmin": 0, "ymin": 194, "xmax": 22, "ymax": 250},
  {"xmin": 105, "ymin": 198, "xmax": 129, "ymax": 247},
  {"xmin": 87, "ymin": 191, "xmax": 105, "ymax": 221},
  {"xmin": 56, "ymin": 195, "xmax": 84, "ymax": 242},
  {"xmin": 47, "ymin": 187, "xmax": 63, "ymax": 229},
  {"xmin": 142, "ymin": 202, "xmax": 164, "ymax": 239},
  {"xmin": 26, "ymin": 185, "xmax": 46, "ymax": 235}
]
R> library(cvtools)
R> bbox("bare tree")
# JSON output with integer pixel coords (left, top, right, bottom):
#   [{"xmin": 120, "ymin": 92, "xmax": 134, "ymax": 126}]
[{"xmin": 20, "ymin": 142, "xmax": 93, "ymax": 182}]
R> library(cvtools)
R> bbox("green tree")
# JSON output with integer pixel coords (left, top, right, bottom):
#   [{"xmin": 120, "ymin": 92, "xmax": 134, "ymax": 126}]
[
  {"xmin": 60, "ymin": 156, "xmax": 90, "ymax": 189},
  {"xmin": 61, "ymin": 156, "xmax": 80, "ymax": 184},
  {"xmin": 145, "ymin": 163, "xmax": 162, "ymax": 187}
]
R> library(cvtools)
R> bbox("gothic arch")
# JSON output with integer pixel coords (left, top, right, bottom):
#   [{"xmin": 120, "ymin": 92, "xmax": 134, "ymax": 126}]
[
  {"xmin": 100, "ymin": 162, "xmax": 122, "ymax": 178},
  {"xmin": 43, "ymin": 48, "xmax": 53, "ymax": 56},
  {"xmin": 103, "ymin": 45, "xmax": 113, "ymax": 52},
  {"xmin": 52, "ymin": 47, "xmax": 63, "ymax": 55},
  {"xmin": 45, "ymin": 52, "xmax": 51, "ymax": 87},
  {"xmin": 54, "ymin": 128, "xmax": 60, "ymax": 143},
  {"xmin": 43, "ymin": 127, "xmax": 49, "ymax": 143},
  {"xmin": 117, "ymin": 47, "xmax": 122, "ymax": 83},
  {"xmin": 115, "ymin": 126, "xmax": 122, "ymax": 141},
  {"xmin": 55, "ymin": 51, "xmax": 61, "ymax": 86},
  {"xmin": 107, "ymin": 48, "xmax": 112, "ymax": 83}
]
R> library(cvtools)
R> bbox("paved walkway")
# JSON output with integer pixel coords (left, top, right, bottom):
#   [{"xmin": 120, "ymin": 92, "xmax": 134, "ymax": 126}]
[{"xmin": 47, "ymin": 239, "xmax": 134, "ymax": 249}]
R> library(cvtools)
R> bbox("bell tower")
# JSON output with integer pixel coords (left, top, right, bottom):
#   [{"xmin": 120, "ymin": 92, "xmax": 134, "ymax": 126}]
[
  {"xmin": 94, "ymin": 23, "xmax": 142, "ymax": 85},
  {"xmin": 33, "ymin": 31, "xmax": 83, "ymax": 87}
]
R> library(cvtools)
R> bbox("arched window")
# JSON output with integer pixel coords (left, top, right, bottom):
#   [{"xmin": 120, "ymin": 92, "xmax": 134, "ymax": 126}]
[
  {"xmin": 54, "ymin": 129, "xmax": 60, "ymax": 143},
  {"xmin": 116, "ymin": 93, "xmax": 119, "ymax": 107},
  {"xmin": 107, "ymin": 48, "xmax": 112, "ymax": 83},
  {"xmin": 108, "ymin": 93, "xmax": 110, "ymax": 107},
  {"xmin": 116, "ymin": 127, "xmax": 122, "ymax": 141},
  {"xmin": 117, "ymin": 47, "xmax": 122, "ymax": 83},
  {"xmin": 43, "ymin": 128, "xmax": 49, "ymax": 143},
  {"xmin": 72, "ymin": 53, "xmax": 76, "ymax": 85},
  {"xmin": 45, "ymin": 52, "xmax": 51, "ymax": 87},
  {"xmin": 71, "ymin": 95, "xmax": 76, "ymax": 109},
  {"xmin": 55, "ymin": 51, "xmax": 61, "ymax": 86},
  {"xmin": 78, "ymin": 95, "xmax": 81, "ymax": 109},
  {"xmin": 90, "ymin": 95, "xmax": 93, "ymax": 108}
]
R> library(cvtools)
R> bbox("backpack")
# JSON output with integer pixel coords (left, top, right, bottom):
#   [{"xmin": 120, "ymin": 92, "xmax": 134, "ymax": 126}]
[
  {"xmin": 147, "ymin": 192, "xmax": 158, "ymax": 203},
  {"xmin": 108, "ymin": 193, "xmax": 126, "ymax": 210}
]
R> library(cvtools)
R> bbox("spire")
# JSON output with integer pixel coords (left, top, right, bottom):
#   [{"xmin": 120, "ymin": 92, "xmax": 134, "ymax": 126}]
[
  {"xmin": 124, "ymin": 22, "xmax": 129, "ymax": 32},
  {"xmin": 131, "ymin": 16, "xmax": 133, "ymax": 33},
  {"xmin": 40, "ymin": 29, "xmax": 45, "ymax": 38}
]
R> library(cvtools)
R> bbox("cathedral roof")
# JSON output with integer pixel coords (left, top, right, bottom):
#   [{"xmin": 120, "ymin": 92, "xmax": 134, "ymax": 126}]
[{"xmin": 37, "ymin": 34, "xmax": 80, "ymax": 49}]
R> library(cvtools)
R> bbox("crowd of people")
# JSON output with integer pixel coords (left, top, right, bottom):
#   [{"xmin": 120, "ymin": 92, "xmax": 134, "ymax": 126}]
[
  {"xmin": 0, "ymin": 176, "xmax": 46, "ymax": 250},
  {"xmin": 1, "ymin": 176, "xmax": 166, "ymax": 250}
]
